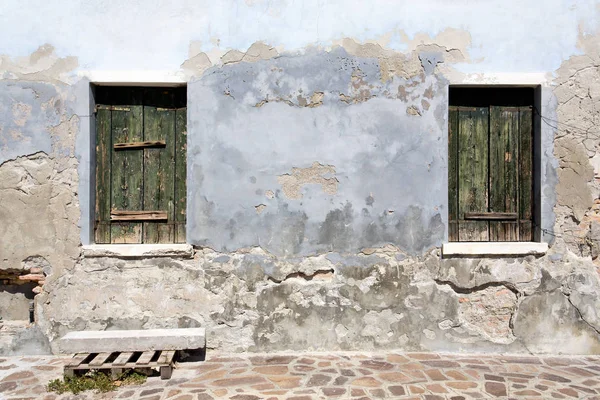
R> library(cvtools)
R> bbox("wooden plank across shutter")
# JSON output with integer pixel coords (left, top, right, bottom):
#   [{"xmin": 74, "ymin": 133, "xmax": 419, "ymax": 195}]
[
  {"xmin": 457, "ymin": 107, "xmax": 489, "ymax": 241},
  {"xmin": 519, "ymin": 107, "xmax": 533, "ymax": 241},
  {"xmin": 110, "ymin": 103, "xmax": 144, "ymax": 243},
  {"xmin": 143, "ymin": 96, "xmax": 176, "ymax": 243},
  {"xmin": 489, "ymin": 106, "xmax": 519, "ymax": 241},
  {"xmin": 174, "ymin": 108, "xmax": 187, "ymax": 243},
  {"xmin": 448, "ymin": 107, "xmax": 459, "ymax": 242},
  {"xmin": 95, "ymin": 108, "xmax": 112, "ymax": 244}
]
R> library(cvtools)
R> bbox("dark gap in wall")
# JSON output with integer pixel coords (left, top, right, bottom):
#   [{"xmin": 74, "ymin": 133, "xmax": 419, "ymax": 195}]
[
  {"xmin": 450, "ymin": 87, "xmax": 534, "ymax": 107},
  {"xmin": 94, "ymin": 86, "xmax": 187, "ymax": 108}
]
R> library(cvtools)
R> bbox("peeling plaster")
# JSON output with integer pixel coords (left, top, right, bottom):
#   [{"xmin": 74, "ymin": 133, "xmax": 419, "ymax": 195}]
[
  {"xmin": 277, "ymin": 162, "xmax": 338, "ymax": 199},
  {"xmin": 0, "ymin": 44, "xmax": 77, "ymax": 83}
]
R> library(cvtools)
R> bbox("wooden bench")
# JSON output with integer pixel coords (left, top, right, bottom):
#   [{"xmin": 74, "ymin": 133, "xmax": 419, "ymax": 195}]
[{"xmin": 59, "ymin": 328, "xmax": 205, "ymax": 380}]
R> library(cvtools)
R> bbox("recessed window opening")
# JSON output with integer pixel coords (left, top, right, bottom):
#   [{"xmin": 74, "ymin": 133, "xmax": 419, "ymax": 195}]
[
  {"xmin": 93, "ymin": 86, "xmax": 187, "ymax": 244},
  {"xmin": 448, "ymin": 86, "xmax": 537, "ymax": 242}
]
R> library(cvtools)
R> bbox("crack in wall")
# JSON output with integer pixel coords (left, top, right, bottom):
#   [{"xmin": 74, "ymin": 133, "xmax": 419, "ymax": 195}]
[
  {"xmin": 267, "ymin": 268, "xmax": 335, "ymax": 284},
  {"xmin": 434, "ymin": 279, "xmax": 519, "ymax": 296},
  {"xmin": 565, "ymin": 292, "xmax": 600, "ymax": 336}
]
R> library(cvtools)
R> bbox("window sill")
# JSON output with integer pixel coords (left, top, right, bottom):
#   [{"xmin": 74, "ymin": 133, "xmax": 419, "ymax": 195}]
[
  {"xmin": 82, "ymin": 244, "xmax": 194, "ymax": 259},
  {"xmin": 442, "ymin": 242, "xmax": 548, "ymax": 258}
]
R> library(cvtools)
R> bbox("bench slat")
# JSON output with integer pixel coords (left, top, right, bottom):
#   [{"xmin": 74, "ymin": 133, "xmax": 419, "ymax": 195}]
[
  {"xmin": 113, "ymin": 352, "xmax": 133, "ymax": 366},
  {"xmin": 67, "ymin": 353, "xmax": 89, "ymax": 367},
  {"xmin": 89, "ymin": 352, "xmax": 113, "ymax": 367},
  {"xmin": 137, "ymin": 351, "xmax": 155, "ymax": 365}
]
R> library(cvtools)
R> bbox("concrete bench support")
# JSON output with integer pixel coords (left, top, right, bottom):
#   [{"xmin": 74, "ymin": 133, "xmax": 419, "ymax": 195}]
[{"xmin": 58, "ymin": 328, "xmax": 206, "ymax": 354}]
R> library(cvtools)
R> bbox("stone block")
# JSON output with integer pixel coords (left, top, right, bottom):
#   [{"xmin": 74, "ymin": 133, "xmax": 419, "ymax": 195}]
[{"xmin": 58, "ymin": 328, "xmax": 205, "ymax": 354}]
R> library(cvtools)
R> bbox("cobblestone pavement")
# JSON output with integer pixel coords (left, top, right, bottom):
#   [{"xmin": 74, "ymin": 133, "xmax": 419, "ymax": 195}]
[{"xmin": 1, "ymin": 352, "xmax": 600, "ymax": 399}]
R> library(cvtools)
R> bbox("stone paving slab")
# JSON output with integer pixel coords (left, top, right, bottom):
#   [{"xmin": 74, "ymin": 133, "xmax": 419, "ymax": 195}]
[{"xmin": 1, "ymin": 352, "xmax": 600, "ymax": 399}]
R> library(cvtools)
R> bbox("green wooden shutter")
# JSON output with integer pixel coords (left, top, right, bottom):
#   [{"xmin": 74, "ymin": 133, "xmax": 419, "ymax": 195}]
[
  {"xmin": 94, "ymin": 88, "xmax": 187, "ymax": 244},
  {"xmin": 448, "ymin": 105, "xmax": 533, "ymax": 242}
]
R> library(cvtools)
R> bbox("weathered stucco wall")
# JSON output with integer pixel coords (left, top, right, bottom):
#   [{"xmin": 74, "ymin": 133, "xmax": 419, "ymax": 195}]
[
  {"xmin": 1, "ymin": 0, "xmax": 600, "ymax": 355},
  {"xmin": 187, "ymin": 47, "xmax": 447, "ymax": 256}
]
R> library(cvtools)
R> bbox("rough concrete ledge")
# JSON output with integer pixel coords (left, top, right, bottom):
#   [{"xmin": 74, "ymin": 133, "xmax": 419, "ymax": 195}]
[
  {"xmin": 58, "ymin": 328, "xmax": 206, "ymax": 353},
  {"xmin": 442, "ymin": 242, "xmax": 548, "ymax": 257},
  {"xmin": 82, "ymin": 244, "xmax": 194, "ymax": 258}
]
